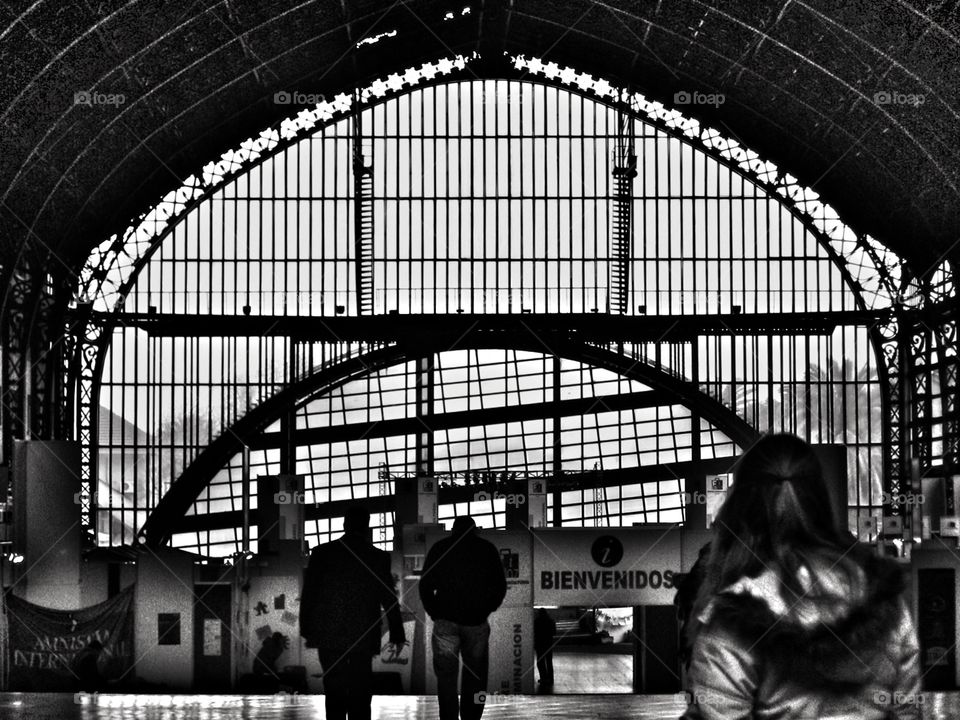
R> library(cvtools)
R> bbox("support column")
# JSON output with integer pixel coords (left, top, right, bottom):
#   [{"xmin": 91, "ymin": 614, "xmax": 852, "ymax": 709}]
[
  {"xmin": 280, "ymin": 341, "xmax": 297, "ymax": 475},
  {"xmin": 415, "ymin": 355, "xmax": 434, "ymax": 477},
  {"xmin": 898, "ymin": 313, "xmax": 918, "ymax": 534},
  {"xmin": 686, "ymin": 345, "xmax": 707, "ymax": 529},
  {"xmin": 552, "ymin": 355, "xmax": 562, "ymax": 526}
]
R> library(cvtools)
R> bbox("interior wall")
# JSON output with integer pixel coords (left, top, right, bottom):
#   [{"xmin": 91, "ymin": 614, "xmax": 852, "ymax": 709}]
[{"xmin": 134, "ymin": 549, "xmax": 195, "ymax": 690}]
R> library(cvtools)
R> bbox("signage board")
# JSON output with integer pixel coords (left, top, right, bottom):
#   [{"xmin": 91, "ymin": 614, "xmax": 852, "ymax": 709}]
[{"xmin": 532, "ymin": 526, "xmax": 682, "ymax": 606}]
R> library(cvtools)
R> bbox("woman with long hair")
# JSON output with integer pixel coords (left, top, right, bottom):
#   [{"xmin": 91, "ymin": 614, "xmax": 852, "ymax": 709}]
[{"xmin": 682, "ymin": 433, "xmax": 921, "ymax": 719}]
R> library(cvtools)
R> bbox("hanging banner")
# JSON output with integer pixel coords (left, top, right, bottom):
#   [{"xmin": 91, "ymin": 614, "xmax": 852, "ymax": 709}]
[
  {"xmin": 4, "ymin": 585, "xmax": 135, "ymax": 691},
  {"xmin": 532, "ymin": 527, "xmax": 682, "ymax": 606}
]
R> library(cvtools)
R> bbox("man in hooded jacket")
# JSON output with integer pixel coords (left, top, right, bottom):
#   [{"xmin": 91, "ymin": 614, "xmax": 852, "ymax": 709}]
[{"xmin": 419, "ymin": 516, "xmax": 507, "ymax": 720}]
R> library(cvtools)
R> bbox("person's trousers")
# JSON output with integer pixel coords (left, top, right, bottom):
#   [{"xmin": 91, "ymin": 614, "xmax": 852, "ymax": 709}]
[
  {"xmin": 318, "ymin": 647, "xmax": 374, "ymax": 720},
  {"xmin": 431, "ymin": 618, "xmax": 491, "ymax": 720},
  {"xmin": 536, "ymin": 648, "xmax": 554, "ymax": 685}
]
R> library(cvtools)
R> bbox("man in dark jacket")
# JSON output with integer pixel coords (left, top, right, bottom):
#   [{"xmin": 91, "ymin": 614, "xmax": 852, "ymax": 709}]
[
  {"xmin": 300, "ymin": 506, "xmax": 405, "ymax": 720},
  {"xmin": 419, "ymin": 516, "xmax": 507, "ymax": 720}
]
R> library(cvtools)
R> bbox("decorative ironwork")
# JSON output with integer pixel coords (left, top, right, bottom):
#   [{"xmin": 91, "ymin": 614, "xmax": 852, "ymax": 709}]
[
  {"xmin": 609, "ymin": 90, "xmax": 637, "ymax": 315},
  {"xmin": 62, "ymin": 53, "xmax": 945, "ymax": 548}
]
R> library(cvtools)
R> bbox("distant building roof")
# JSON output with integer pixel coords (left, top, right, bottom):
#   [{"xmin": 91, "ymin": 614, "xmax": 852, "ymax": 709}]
[{"xmin": 98, "ymin": 406, "xmax": 149, "ymax": 446}]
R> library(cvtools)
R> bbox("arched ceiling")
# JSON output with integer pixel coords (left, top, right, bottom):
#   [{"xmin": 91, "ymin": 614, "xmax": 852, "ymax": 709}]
[{"xmin": 2, "ymin": 0, "xmax": 959, "ymax": 277}]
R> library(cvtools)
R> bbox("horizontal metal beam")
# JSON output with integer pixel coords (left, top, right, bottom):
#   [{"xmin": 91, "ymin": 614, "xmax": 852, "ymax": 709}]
[
  {"xmin": 249, "ymin": 388, "xmax": 667, "ymax": 450},
  {"xmin": 170, "ymin": 456, "xmax": 740, "ymax": 536},
  {"xmin": 102, "ymin": 310, "xmax": 887, "ymax": 343}
]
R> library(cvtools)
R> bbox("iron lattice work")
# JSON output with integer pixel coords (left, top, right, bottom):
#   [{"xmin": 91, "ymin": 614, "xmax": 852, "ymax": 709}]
[
  {"xmin": 61, "ymin": 54, "xmax": 946, "ymax": 547},
  {"xmin": 609, "ymin": 90, "xmax": 637, "ymax": 315},
  {"xmin": 170, "ymin": 348, "xmax": 753, "ymax": 555},
  {"xmin": 0, "ymin": 244, "xmax": 70, "ymax": 455},
  {"xmin": 353, "ymin": 102, "xmax": 375, "ymax": 316},
  {"xmin": 2, "ymin": 260, "xmax": 33, "ymax": 457}
]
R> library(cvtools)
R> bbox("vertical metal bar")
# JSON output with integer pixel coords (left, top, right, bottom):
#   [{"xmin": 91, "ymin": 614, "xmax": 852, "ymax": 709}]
[
  {"xmin": 242, "ymin": 443, "xmax": 251, "ymax": 552},
  {"xmin": 415, "ymin": 354, "xmax": 434, "ymax": 477},
  {"xmin": 552, "ymin": 354, "xmax": 562, "ymax": 526}
]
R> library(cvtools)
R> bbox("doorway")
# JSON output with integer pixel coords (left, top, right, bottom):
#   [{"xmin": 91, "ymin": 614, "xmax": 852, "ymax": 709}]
[{"xmin": 536, "ymin": 606, "xmax": 634, "ymax": 694}]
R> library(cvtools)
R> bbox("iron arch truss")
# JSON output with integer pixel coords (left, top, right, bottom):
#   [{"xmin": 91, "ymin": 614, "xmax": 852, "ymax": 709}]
[
  {"xmin": 140, "ymin": 340, "xmax": 758, "ymax": 548},
  {"xmin": 64, "ymin": 53, "xmax": 951, "ymax": 547}
]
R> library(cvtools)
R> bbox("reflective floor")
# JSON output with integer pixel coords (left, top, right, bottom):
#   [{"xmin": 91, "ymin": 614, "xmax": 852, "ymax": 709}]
[
  {"xmin": 2, "ymin": 693, "xmax": 959, "ymax": 719},
  {"xmin": 549, "ymin": 652, "xmax": 632, "ymax": 694}
]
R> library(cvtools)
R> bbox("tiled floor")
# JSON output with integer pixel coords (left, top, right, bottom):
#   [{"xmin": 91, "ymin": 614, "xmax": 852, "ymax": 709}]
[
  {"xmin": 4, "ymin": 692, "xmax": 960, "ymax": 719},
  {"xmin": 548, "ymin": 652, "xmax": 633, "ymax": 694}
]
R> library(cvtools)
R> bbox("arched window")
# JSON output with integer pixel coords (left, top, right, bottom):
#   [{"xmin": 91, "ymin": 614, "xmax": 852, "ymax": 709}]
[{"xmin": 85, "ymin": 69, "xmax": 890, "ymax": 553}]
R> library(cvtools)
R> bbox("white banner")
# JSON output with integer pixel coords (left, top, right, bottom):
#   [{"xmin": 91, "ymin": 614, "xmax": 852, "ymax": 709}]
[{"xmin": 532, "ymin": 526, "xmax": 682, "ymax": 606}]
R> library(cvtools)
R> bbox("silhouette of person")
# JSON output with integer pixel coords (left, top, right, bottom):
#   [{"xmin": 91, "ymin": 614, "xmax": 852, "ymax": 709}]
[
  {"xmin": 533, "ymin": 608, "xmax": 555, "ymax": 688},
  {"xmin": 72, "ymin": 640, "xmax": 103, "ymax": 692},
  {"xmin": 674, "ymin": 541, "xmax": 711, "ymax": 674},
  {"xmin": 419, "ymin": 515, "xmax": 507, "ymax": 720},
  {"xmin": 253, "ymin": 631, "xmax": 289, "ymax": 676},
  {"xmin": 300, "ymin": 506, "xmax": 405, "ymax": 720}
]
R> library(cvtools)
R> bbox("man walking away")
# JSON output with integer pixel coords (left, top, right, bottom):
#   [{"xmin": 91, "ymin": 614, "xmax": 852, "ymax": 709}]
[
  {"xmin": 419, "ymin": 515, "xmax": 507, "ymax": 720},
  {"xmin": 300, "ymin": 506, "xmax": 406, "ymax": 720}
]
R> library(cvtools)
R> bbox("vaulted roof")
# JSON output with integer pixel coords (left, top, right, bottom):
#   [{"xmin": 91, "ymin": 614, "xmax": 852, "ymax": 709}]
[{"xmin": 2, "ymin": 0, "xmax": 958, "ymax": 276}]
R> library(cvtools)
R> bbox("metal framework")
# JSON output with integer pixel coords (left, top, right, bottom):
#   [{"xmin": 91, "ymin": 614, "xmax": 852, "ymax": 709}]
[
  {"xmin": 140, "ymin": 340, "xmax": 759, "ymax": 549},
  {"xmin": 53, "ymin": 54, "xmax": 957, "ymax": 552}
]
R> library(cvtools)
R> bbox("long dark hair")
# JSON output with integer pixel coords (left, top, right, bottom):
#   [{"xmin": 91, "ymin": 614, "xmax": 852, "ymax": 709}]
[{"xmin": 692, "ymin": 433, "xmax": 861, "ymax": 628}]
